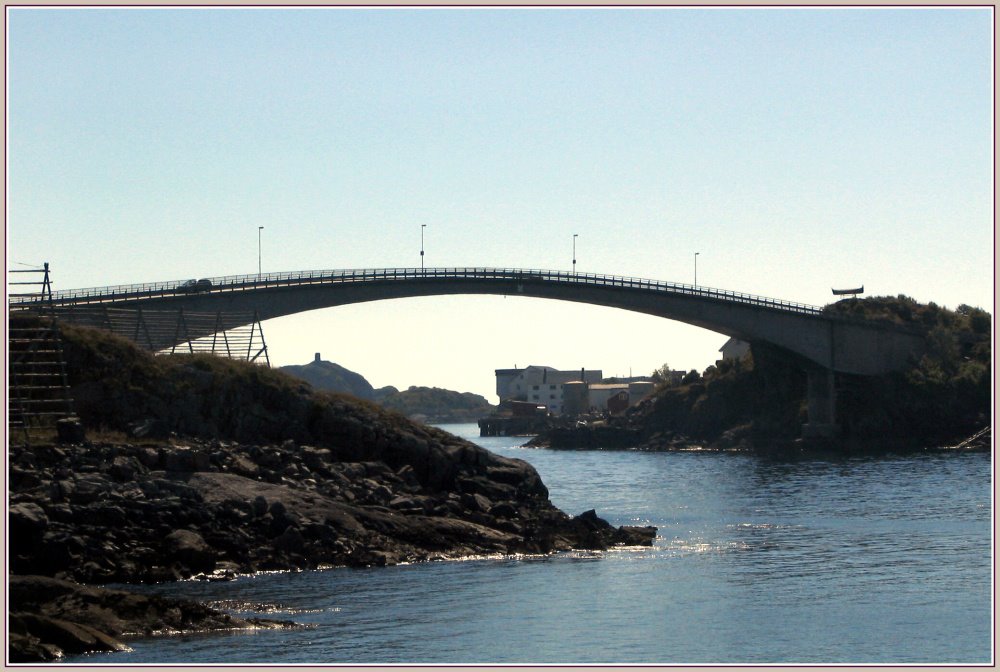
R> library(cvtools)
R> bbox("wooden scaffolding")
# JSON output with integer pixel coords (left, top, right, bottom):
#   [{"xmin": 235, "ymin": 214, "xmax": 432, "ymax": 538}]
[
  {"xmin": 7, "ymin": 263, "xmax": 76, "ymax": 444},
  {"xmin": 51, "ymin": 305, "xmax": 270, "ymax": 365}
]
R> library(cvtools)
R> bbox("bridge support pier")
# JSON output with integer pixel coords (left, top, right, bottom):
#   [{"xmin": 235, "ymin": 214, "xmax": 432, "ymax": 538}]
[{"xmin": 802, "ymin": 367, "xmax": 839, "ymax": 440}]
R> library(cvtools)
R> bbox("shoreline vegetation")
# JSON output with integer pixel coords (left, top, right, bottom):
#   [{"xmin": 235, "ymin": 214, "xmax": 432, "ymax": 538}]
[
  {"xmin": 9, "ymin": 318, "xmax": 654, "ymax": 662},
  {"xmin": 529, "ymin": 296, "xmax": 991, "ymax": 456}
]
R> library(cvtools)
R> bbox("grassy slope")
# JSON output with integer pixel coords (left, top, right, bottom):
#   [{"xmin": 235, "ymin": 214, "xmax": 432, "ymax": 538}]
[{"xmin": 53, "ymin": 320, "xmax": 499, "ymax": 491}]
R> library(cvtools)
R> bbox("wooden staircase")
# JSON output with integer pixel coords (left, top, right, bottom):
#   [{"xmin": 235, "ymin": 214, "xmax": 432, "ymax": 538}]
[{"xmin": 8, "ymin": 264, "xmax": 75, "ymax": 445}]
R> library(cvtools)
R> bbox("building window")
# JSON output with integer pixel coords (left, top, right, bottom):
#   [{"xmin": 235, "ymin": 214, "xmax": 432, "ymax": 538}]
[
  {"xmin": 549, "ymin": 385, "xmax": 556, "ymax": 390},
  {"xmin": 532, "ymin": 394, "xmax": 539, "ymax": 400},
  {"xmin": 532, "ymin": 385, "xmax": 539, "ymax": 390},
  {"xmin": 550, "ymin": 394, "xmax": 556, "ymax": 399}
]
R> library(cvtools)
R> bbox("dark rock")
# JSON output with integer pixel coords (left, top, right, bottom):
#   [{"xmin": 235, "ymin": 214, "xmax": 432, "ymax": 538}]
[
  {"xmin": 8, "ymin": 629, "xmax": 64, "ymax": 662},
  {"xmin": 574, "ymin": 509, "xmax": 604, "ymax": 530},
  {"xmin": 461, "ymin": 492, "xmax": 492, "ymax": 513},
  {"xmin": 55, "ymin": 417, "xmax": 86, "ymax": 444},
  {"xmin": 8, "ymin": 317, "xmax": 658, "ymax": 590},
  {"xmin": 230, "ymin": 453, "xmax": 260, "ymax": 477},
  {"xmin": 387, "ymin": 495, "xmax": 423, "ymax": 514},
  {"xmin": 371, "ymin": 484, "xmax": 393, "ymax": 504},
  {"xmin": 69, "ymin": 474, "xmax": 111, "ymax": 504},
  {"xmin": 613, "ymin": 525, "xmax": 658, "ymax": 546},
  {"xmin": 163, "ymin": 529, "xmax": 216, "ymax": 573},
  {"xmin": 301, "ymin": 446, "xmax": 332, "ymax": 469},
  {"xmin": 136, "ymin": 446, "xmax": 161, "ymax": 468},
  {"xmin": 10, "ymin": 612, "xmax": 127, "ymax": 657},
  {"xmin": 10, "ymin": 502, "xmax": 49, "ymax": 538},
  {"xmin": 109, "ymin": 455, "xmax": 140, "ymax": 481},
  {"xmin": 252, "ymin": 495, "xmax": 269, "ymax": 517},
  {"xmin": 489, "ymin": 502, "xmax": 518, "ymax": 519},
  {"xmin": 164, "ymin": 446, "xmax": 211, "ymax": 472},
  {"xmin": 395, "ymin": 464, "xmax": 420, "ymax": 487},
  {"xmin": 8, "ymin": 575, "xmax": 298, "ymax": 662},
  {"xmin": 273, "ymin": 526, "xmax": 305, "ymax": 554},
  {"xmin": 130, "ymin": 418, "xmax": 170, "ymax": 439},
  {"xmin": 10, "ymin": 465, "xmax": 41, "ymax": 489}
]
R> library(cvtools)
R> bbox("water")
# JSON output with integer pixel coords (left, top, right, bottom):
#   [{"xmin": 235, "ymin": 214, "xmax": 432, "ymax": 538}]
[{"xmin": 66, "ymin": 424, "xmax": 993, "ymax": 664}]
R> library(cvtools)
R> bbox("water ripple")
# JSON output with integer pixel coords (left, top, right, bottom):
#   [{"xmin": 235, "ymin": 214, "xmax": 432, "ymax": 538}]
[{"xmin": 70, "ymin": 426, "xmax": 991, "ymax": 665}]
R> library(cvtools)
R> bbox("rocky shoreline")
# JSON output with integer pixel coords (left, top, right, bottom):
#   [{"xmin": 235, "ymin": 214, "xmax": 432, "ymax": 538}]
[
  {"xmin": 8, "ymin": 575, "xmax": 300, "ymax": 662},
  {"xmin": 9, "ymin": 320, "xmax": 654, "ymax": 662},
  {"xmin": 9, "ymin": 429, "xmax": 655, "ymax": 661},
  {"xmin": 10, "ymin": 433, "xmax": 655, "ymax": 583},
  {"xmin": 527, "ymin": 420, "xmax": 991, "ymax": 455}
]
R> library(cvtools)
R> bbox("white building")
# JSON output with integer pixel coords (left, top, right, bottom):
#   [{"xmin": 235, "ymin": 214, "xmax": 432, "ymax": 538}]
[
  {"xmin": 719, "ymin": 338, "xmax": 751, "ymax": 362},
  {"xmin": 495, "ymin": 366, "xmax": 658, "ymax": 416},
  {"xmin": 495, "ymin": 365, "xmax": 602, "ymax": 415}
]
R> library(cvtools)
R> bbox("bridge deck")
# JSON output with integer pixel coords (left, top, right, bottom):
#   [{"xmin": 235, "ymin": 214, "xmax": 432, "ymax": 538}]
[{"xmin": 9, "ymin": 267, "xmax": 824, "ymax": 316}]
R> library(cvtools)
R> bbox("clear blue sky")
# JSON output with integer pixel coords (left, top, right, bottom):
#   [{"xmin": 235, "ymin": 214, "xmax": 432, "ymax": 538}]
[{"xmin": 7, "ymin": 7, "xmax": 994, "ymax": 401}]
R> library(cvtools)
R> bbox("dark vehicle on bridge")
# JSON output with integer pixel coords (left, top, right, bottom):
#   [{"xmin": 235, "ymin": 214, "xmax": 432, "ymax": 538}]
[{"xmin": 178, "ymin": 278, "xmax": 213, "ymax": 293}]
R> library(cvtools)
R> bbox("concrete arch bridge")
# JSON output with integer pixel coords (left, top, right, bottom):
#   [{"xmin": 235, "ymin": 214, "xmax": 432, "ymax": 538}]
[{"xmin": 10, "ymin": 267, "xmax": 926, "ymax": 437}]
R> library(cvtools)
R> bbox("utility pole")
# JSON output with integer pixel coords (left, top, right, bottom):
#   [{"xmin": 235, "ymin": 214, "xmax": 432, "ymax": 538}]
[
  {"xmin": 258, "ymin": 226, "xmax": 264, "ymax": 277},
  {"xmin": 573, "ymin": 234, "xmax": 578, "ymax": 274},
  {"xmin": 694, "ymin": 251, "xmax": 699, "ymax": 287},
  {"xmin": 421, "ymin": 224, "xmax": 426, "ymax": 271}
]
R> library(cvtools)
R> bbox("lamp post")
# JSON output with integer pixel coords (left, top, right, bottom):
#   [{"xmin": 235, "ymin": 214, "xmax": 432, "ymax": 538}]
[
  {"xmin": 573, "ymin": 234, "xmax": 578, "ymax": 274},
  {"xmin": 421, "ymin": 224, "xmax": 426, "ymax": 271},
  {"xmin": 694, "ymin": 252, "xmax": 699, "ymax": 287},
  {"xmin": 258, "ymin": 226, "xmax": 264, "ymax": 278}
]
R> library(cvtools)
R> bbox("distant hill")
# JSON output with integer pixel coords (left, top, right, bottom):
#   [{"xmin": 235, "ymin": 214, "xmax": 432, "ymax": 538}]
[
  {"xmin": 279, "ymin": 356, "xmax": 495, "ymax": 423},
  {"xmin": 279, "ymin": 355, "xmax": 376, "ymax": 400},
  {"xmin": 379, "ymin": 386, "xmax": 495, "ymax": 424}
]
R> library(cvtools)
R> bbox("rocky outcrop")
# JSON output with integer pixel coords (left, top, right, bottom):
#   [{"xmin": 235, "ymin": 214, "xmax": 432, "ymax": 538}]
[
  {"xmin": 527, "ymin": 422, "xmax": 642, "ymax": 450},
  {"xmin": 9, "ymin": 435, "xmax": 655, "ymax": 585},
  {"xmin": 8, "ymin": 575, "xmax": 297, "ymax": 662},
  {"xmin": 8, "ymin": 321, "xmax": 656, "ymax": 661},
  {"xmin": 279, "ymin": 358, "xmax": 377, "ymax": 401}
]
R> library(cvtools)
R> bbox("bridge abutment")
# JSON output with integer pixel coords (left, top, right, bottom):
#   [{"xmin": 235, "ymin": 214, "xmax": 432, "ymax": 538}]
[{"xmin": 802, "ymin": 367, "xmax": 839, "ymax": 440}]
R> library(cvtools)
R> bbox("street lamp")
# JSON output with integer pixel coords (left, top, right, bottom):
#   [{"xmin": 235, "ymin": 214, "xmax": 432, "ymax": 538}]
[
  {"xmin": 573, "ymin": 234, "xmax": 578, "ymax": 274},
  {"xmin": 421, "ymin": 224, "xmax": 426, "ymax": 271},
  {"xmin": 694, "ymin": 252, "xmax": 699, "ymax": 287},
  {"xmin": 258, "ymin": 226, "xmax": 264, "ymax": 277}
]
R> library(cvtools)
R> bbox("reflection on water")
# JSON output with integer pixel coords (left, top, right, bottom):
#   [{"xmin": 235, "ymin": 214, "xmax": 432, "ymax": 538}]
[{"xmin": 67, "ymin": 423, "xmax": 992, "ymax": 665}]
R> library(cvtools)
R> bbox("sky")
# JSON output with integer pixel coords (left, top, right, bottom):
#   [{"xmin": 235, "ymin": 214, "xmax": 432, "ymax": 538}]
[{"xmin": 6, "ymin": 6, "xmax": 995, "ymax": 402}]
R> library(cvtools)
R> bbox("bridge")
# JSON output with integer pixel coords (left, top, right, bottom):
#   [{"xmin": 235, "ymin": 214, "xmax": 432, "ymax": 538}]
[{"xmin": 10, "ymin": 267, "xmax": 927, "ymax": 438}]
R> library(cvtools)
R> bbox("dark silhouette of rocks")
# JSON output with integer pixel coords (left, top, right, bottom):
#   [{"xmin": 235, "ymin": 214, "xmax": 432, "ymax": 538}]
[
  {"xmin": 8, "ymin": 575, "xmax": 297, "ymax": 662},
  {"xmin": 9, "ymin": 319, "xmax": 655, "ymax": 661},
  {"xmin": 279, "ymin": 355, "xmax": 496, "ymax": 422},
  {"xmin": 279, "ymin": 357, "xmax": 377, "ymax": 400},
  {"xmin": 9, "ymin": 435, "xmax": 655, "ymax": 585}
]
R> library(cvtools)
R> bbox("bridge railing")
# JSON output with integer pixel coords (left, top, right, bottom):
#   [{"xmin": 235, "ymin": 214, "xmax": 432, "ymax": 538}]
[{"xmin": 10, "ymin": 267, "xmax": 824, "ymax": 316}]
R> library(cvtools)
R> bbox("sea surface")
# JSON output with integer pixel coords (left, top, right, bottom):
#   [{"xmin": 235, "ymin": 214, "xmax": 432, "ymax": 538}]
[{"xmin": 65, "ymin": 423, "xmax": 993, "ymax": 665}]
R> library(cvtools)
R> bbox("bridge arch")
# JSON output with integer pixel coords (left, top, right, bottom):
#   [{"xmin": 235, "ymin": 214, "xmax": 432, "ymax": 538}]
[
  {"xmin": 15, "ymin": 267, "xmax": 931, "ymax": 439},
  {"xmin": 21, "ymin": 267, "xmax": 925, "ymax": 378}
]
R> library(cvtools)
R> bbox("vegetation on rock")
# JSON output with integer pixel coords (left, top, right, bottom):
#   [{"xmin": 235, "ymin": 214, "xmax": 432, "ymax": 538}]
[
  {"xmin": 827, "ymin": 296, "xmax": 991, "ymax": 446},
  {"xmin": 9, "ymin": 317, "xmax": 656, "ymax": 660},
  {"xmin": 535, "ymin": 296, "xmax": 991, "ymax": 452},
  {"xmin": 278, "ymin": 356, "xmax": 495, "ymax": 422},
  {"xmin": 377, "ymin": 386, "xmax": 495, "ymax": 423},
  {"xmin": 278, "ymin": 359, "xmax": 377, "ymax": 400}
]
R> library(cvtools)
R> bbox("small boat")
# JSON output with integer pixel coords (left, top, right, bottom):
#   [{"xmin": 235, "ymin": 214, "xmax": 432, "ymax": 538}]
[{"xmin": 832, "ymin": 285, "xmax": 863, "ymax": 296}]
